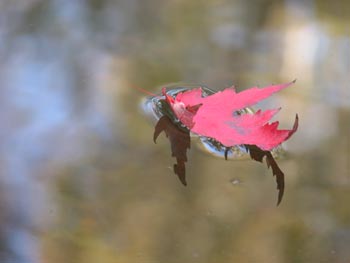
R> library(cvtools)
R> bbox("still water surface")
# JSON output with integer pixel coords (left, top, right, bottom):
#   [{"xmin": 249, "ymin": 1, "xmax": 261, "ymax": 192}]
[{"xmin": 0, "ymin": 1, "xmax": 349, "ymax": 262}]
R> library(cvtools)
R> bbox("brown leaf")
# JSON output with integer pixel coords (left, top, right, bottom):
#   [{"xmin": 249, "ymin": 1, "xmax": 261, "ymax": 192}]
[
  {"xmin": 246, "ymin": 145, "xmax": 285, "ymax": 205},
  {"xmin": 153, "ymin": 116, "xmax": 191, "ymax": 185}
]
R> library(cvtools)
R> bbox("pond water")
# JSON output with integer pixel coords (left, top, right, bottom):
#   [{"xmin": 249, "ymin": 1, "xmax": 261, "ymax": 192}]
[{"xmin": 0, "ymin": 1, "xmax": 349, "ymax": 262}]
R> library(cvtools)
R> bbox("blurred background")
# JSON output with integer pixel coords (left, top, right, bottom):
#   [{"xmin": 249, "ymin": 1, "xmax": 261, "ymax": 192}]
[{"xmin": 0, "ymin": 0, "xmax": 349, "ymax": 262}]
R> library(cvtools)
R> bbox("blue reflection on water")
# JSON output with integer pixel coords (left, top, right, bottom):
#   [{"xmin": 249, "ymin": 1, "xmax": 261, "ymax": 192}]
[
  {"xmin": 8, "ymin": 59, "xmax": 69, "ymax": 130},
  {"xmin": 7, "ymin": 228, "xmax": 39, "ymax": 263},
  {"xmin": 0, "ymin": 13, "xmax": 115, "ymax": 263}
]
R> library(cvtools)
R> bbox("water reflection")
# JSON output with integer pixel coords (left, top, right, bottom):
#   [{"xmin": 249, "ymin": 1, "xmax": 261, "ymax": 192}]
[{"xmin": 1, "ymin": 0, "xmax": 350, "ymax": 262}]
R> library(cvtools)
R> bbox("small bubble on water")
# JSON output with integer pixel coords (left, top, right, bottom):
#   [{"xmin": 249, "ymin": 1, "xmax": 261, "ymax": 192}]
[{"xmin": 230, "ymin": 178, "xmax": 241, "ymax": 185}]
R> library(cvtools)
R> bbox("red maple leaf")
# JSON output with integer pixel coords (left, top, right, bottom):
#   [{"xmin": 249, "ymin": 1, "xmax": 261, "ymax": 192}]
[{"xmin": 162, "ymin": 80, "xmax": 298, "ymax": 151}]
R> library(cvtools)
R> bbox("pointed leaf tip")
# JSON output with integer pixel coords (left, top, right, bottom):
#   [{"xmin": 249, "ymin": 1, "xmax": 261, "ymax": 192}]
[
  {"xmin": 161, "ymin": 87, "xmax": 167, "ymax": 94},
  {"xmin": 224, "ymin": 148, "xmax": 229, "ymax": 160}
]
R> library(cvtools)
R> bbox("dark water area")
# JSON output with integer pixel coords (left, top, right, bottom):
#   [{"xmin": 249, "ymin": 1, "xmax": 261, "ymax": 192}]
[{"xmin": 0, "ymin": 1, "xmax": 349, "ymax": 262}]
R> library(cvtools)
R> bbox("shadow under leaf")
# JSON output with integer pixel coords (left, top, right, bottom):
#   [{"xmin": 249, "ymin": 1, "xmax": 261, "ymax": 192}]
[
  {"xmin": 154, "ymin": 115, "xmax": 191, "ymax": 186},
  {"xmin": 245, "ymin": 145, "xmax": 285, "ymax": 205},
  {"xmin": 153, "ymin": 117, "xmax": 286, "ymax": 205}
]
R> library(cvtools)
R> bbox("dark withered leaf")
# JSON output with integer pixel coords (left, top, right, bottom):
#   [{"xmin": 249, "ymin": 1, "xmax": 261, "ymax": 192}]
[
  {"xmin": 246, "ymin": 145, "xmax": 285, "ymax": 205},
  {"xmin": 153, "ymin": 116, "xmax": 191, "ymax": 186}
]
